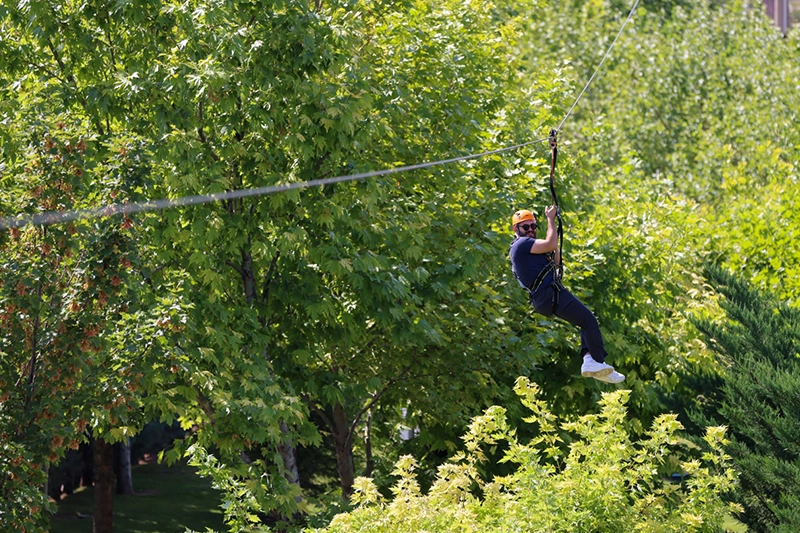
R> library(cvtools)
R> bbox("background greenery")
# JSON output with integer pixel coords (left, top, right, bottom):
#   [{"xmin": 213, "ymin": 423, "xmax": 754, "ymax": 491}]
[{"xmin": 1, "ymin": 0, "xmax": 799, "ymax": 531}]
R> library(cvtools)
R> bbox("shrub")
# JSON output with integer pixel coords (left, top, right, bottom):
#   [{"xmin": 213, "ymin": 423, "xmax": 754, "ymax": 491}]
[{"xmin": 312, "ymin": 377, "xmax": 740, "ymax": 533}]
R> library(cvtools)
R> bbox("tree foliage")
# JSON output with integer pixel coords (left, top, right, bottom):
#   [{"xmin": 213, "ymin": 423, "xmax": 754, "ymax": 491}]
[
  {"xmin": 526, "ymin": 0, "xmax": 800, "ymax": 291},
  {"xmin": 689, "ymin": 267, "xmax": 800, "ymax": 533},
  {"xmin": 313, "ymin": 378, "xmax": 739, "ymax": 533},
  {"xmin": 512, "ymin": 0, "xmax": 800, "ymax": 420},
  {"xmin": 3, "ymin": 0, "xmax": 800, "ymax": 531},
  {"xmin": 1, "ymin": 0, "xmax": 561, "ymax": 529},
  {"xmin": 0, "ymin": 117, "xmax": 151, "ymax": 532}
]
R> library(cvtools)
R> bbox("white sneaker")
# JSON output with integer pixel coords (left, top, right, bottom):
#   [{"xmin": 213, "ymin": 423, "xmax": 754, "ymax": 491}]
[
  {"xmin": 594, "ymin": 370, "xmax": 625, "ymax": 384},
  {"xmin": 580, "ymin": 354, "xmax": 614, "ymax": 378}
]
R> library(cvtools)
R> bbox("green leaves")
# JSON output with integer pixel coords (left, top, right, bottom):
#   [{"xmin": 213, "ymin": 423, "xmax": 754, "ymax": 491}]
[
  {"xmin": 317, "ymin": 382, "xmax": 738, "ymax": 533},
  {"xmin": 6, "ymin": 0, "xmax": 792, "ymax": 530},
  {"xmin": 689, "ymin": 267, "xmax": 800, "ymax": 532}
]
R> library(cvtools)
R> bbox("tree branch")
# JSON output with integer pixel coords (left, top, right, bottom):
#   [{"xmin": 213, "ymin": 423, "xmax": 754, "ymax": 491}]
[
  {"xmin": 100, "ymin": 4, "xmax": 117, "ymax": 68},
  {"xmin": 225, "ymin": 260, "xmax": 244, "ymax": 276},
  {"xmin": 261, "ymin": 251, "xmax": 280, "ymax": 304},
  {"xmin": 21, "ymin": 229, "xmax": 46, "ymax": 414},
  {"xmin": 303, "ymin": 395, "xmax": 334, "ymax": 431},
  {"xmin": 45, "ymin": 38, "xmax": 105, "ymax": 136},
  {"xmin": 345, "ymin": 363, "xmax": 413, "ymax": 449},
  {"xmin": 194, "ymin": 385, "xmax": 218, "ymax": 429}
]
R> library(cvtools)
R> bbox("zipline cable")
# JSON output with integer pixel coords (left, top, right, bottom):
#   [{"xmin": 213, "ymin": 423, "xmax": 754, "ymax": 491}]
[
  {"xmin": 546, "ymin": 0, "xmax": 641, "ymax": 280},
  {"xmin": 0, "ymin": 0, "xmax": 641, "ymax": 231},
  {"xmin": 556, "ymin": 0, "xmax": 641, "ymax": 134},
  {"xmin": 0, "ymin": 138, "xmax": 548, "ymax": 230}
]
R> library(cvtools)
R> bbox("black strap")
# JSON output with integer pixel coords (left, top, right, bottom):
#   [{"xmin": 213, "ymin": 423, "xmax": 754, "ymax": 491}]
[
  {"xmin": 528, "ymin": 260, "xmax": 556, "ymax": 294},
  {"xmin": 548, "ymin": 129, "xmax": 564, "ymax": 282},
  {"xmin": 522, "ymin": 260, "xmax": 563, "ymax": 315}
]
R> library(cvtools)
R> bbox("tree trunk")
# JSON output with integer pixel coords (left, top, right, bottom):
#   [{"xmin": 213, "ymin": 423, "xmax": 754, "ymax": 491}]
[
  {"xmin": 93, "ymin": 437, "xmax": 114, "ymax": 533},
  {"xmin": 245, "ymin": 248, "xmax": 303, "ymax": 510},
  {"xmin": 240, "ymin": 248, "xmax": 257, "ymax": 306},
  {"xmin": 332, "ymin": 402, "xmax": 355, "ymax": 499},
  {"xmin": 116, "ymin": 438, "xmax": 134, "ymax": 495},
  {"xmin": 80, "ymin": 439, "xmax": 94, "ymax": 487},
  {"xmin": 262, "ymin": 339, "xmax": 302, "ymax": 502},
  {"xmin": 363, "ymin": 408, "xmax": 374, "ymax": 478},
  {"xmin": 277, "ymin": 421, "xmax": 301, "ymax": 482}
]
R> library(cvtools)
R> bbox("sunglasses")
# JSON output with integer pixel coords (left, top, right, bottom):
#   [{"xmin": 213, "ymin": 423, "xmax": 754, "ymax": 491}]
[{"xmin": 519, "ymin": 222, "xmax": 537, "ymax": 232}]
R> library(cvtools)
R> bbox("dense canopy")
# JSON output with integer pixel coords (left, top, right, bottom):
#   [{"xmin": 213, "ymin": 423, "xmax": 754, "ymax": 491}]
[{"xmin": 1, "ymin": 0, "xmax": 799, "ymax": 532}]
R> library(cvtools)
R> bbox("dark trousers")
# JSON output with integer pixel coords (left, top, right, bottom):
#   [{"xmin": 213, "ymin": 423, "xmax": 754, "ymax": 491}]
[{"xmin": 531, "ymin": 284, "xmax": 608, "ymax": 363}]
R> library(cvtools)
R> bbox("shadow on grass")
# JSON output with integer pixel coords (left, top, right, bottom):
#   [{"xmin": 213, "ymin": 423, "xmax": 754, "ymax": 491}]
[{"xmin": 50, "ymin": 460, "xmax": 225, "ymax": 533}]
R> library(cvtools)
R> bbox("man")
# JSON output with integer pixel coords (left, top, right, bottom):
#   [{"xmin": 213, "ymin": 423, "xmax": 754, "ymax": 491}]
[{"xmin": 509, "ymin": 207, "xmax": 624, "ymax": 383}]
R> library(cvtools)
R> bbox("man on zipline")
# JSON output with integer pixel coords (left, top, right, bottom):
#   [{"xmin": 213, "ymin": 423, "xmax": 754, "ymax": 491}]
[{"xmin": 510, "ymin": 207, "xmax": 624, "ymax": 383}]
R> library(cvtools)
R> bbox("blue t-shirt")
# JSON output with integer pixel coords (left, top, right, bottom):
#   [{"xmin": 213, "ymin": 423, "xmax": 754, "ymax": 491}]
[{"xmin": 509, "ymin": 237, "xmax": 554, "ymax": 290}]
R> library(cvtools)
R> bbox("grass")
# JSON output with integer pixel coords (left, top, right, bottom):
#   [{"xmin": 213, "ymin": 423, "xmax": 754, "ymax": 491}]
[{"xmin": 50, "ymin": 460, "xmax": 225, "ymax": 533}]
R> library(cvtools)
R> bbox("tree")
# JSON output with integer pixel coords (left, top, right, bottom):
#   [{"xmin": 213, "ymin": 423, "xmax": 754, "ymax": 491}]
[
  {"xmin": 1, "ymin": 0, "xmax": 315, "ymax": 528},
  {"xmin": 263, "ymin": 0, "xmax": 557, "ymax": 499},
  {"xmin": 0, "ymin": 113, "xmax": 149, "ymax": 533},
  {"xmin": 688, "ymin": 266, "xmax": 800, "ymax": 533},
  {"xmin": 3, "ymin": 0, "xmax": 557, "ymax": 525},
  {"xmin": 10, "ymin": 0, "xmax": 798, "ymax": 530}
]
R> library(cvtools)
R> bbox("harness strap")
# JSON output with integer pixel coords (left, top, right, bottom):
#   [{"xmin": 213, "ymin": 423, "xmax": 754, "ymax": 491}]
[
  {"xmin": 528, "ymin": 260, "xmax": 556, "ymax": 294},
  {"xmin": 527, "ymin": 259, "xmax": 564, "ymax": 315}
]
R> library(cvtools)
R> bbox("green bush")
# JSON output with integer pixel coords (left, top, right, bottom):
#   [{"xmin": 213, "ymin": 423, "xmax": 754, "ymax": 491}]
[
  {"xmin": 690, "ymin": 267, "xmax": 800, "ymax": 533},
  {"xmin": 312, "ymin": 377, "xmax": 740, "ymax": 533}
]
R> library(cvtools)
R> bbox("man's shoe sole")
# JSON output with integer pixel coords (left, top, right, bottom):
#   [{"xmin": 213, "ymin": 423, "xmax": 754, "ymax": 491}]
[
  {"xmin": 594, "ymin": 372, "xmax": 625, "ymax": 385},
  {"xmin": 595, "ymin": 373, "xmax": 626, "ymax": 384},
  {"xmin": 581, "ymin": 367, "xmax": 614, "ymax": 378}
]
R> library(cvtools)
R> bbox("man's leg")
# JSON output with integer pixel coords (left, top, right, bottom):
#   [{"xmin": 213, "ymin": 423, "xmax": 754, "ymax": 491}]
[{"xmin": 553, "ymin": 288, "xmax": 608, "ymax": 363}]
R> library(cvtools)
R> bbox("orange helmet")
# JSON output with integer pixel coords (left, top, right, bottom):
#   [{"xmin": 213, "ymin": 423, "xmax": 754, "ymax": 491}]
[{"xmin": 512, "ymin": 209, "xmax": 535, "ymax": 227}]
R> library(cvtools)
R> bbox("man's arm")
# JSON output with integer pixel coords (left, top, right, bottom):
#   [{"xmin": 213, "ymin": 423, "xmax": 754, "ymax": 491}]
[{"xmin": 529, "ymin": 207, "xmax": 558, "ymax": 255}]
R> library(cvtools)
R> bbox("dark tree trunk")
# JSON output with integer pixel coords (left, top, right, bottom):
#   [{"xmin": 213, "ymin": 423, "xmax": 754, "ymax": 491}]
[
  {"xmin": 240, "ymin": 249, "xmax": 257, "ymax": 306},
  {"xmin": 332, "ymin": 402, "xmax": 355, "ymax": 499},
  {"xmin": 80, "ymin": 439, "xmax": 94, "ymax": 487},
  {"xmin": 93, "ymin": 437, "xmax": 114, "ymax": 533},
  {"xmin": 115, "ymin": 438, "xmax": 134, "ymax": 495}
]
